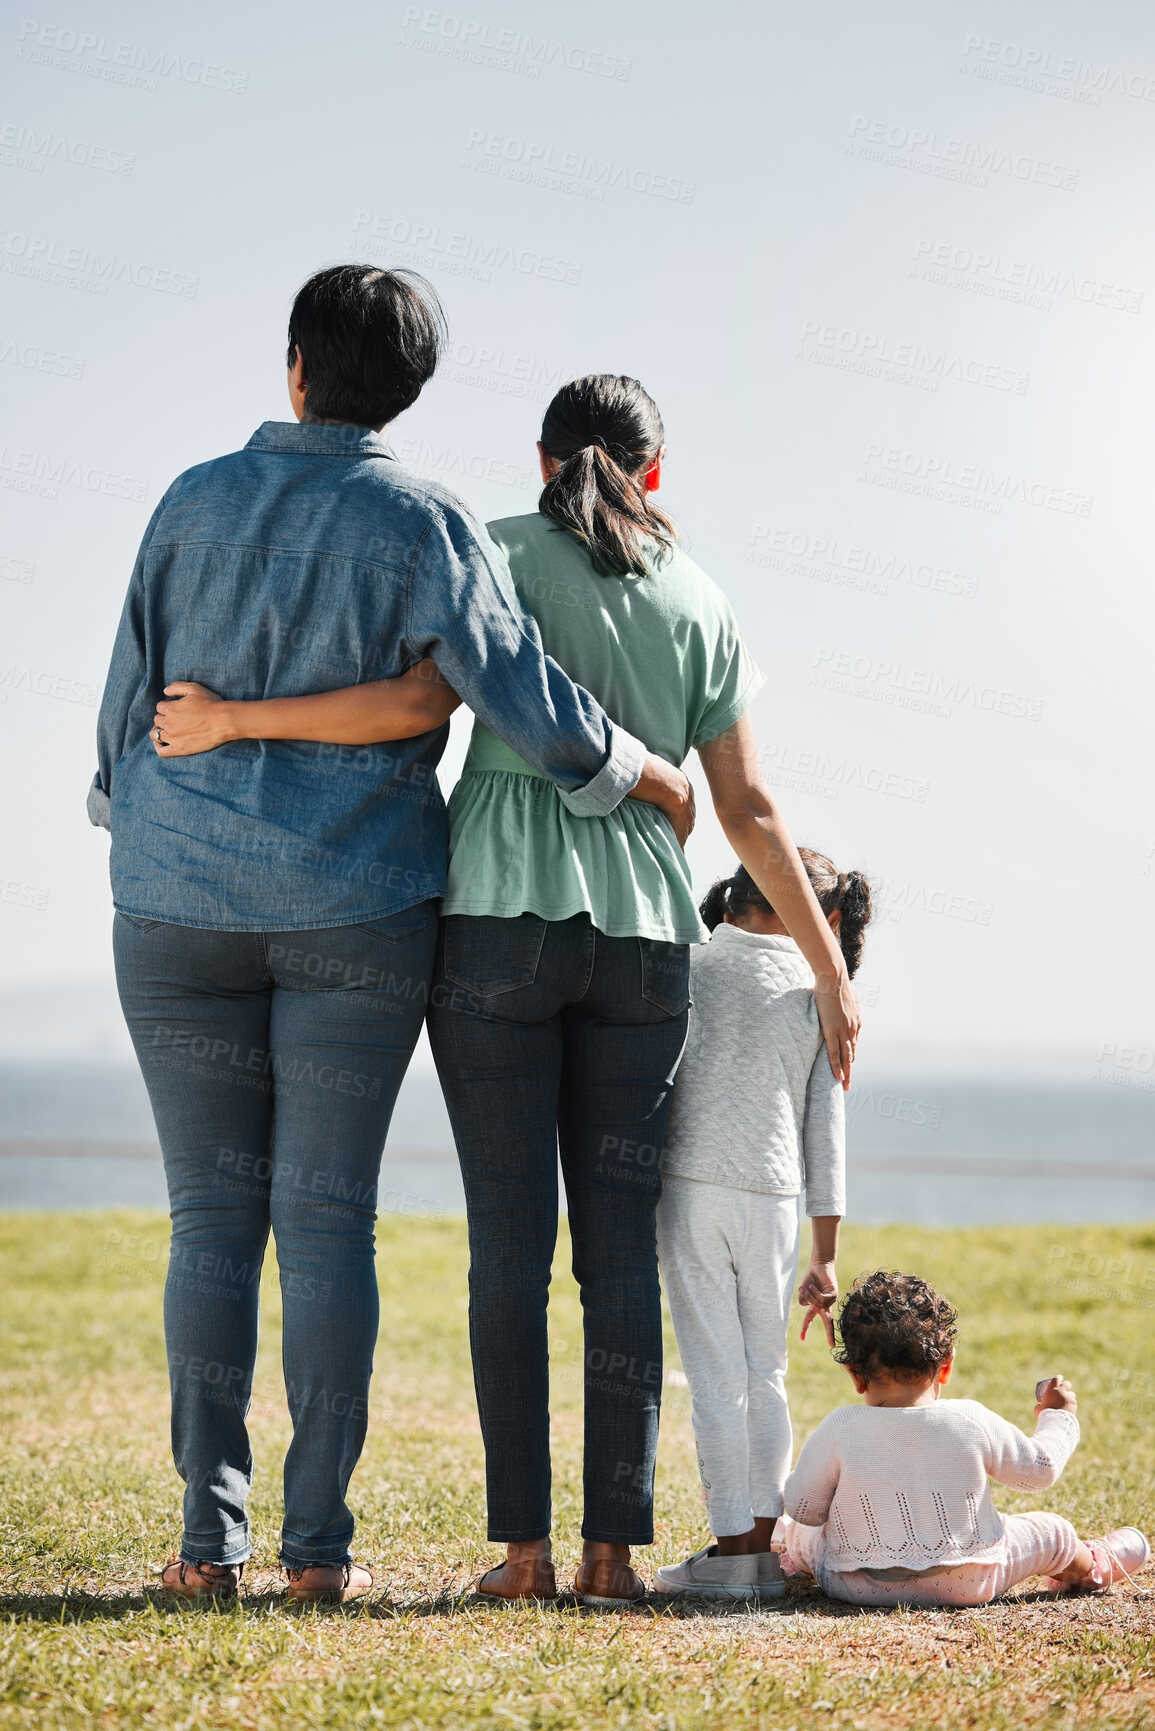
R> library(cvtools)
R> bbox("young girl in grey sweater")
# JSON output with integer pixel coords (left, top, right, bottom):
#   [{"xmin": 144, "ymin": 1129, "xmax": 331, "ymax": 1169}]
[{"xmin": 655, "ymin": 852, "xmax": 872, "ymax": 1600}]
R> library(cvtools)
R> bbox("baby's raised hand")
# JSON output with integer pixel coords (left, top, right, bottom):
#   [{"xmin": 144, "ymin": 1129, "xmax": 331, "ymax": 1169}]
[{"xmin": 1034, "ymin": 1374, "xmax": 1078, "ymax": 1416}]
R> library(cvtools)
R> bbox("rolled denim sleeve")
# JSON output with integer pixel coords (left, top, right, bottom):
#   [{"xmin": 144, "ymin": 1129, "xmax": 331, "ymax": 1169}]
[
  {"xmin": 405, "ymin": 502, "xmax": 645, "ymax": 816},
  {"xmin": 89, "ymin": 497, "xmax": 166, "ymax": 831},
  {"xmin": 558, "ymin": 729, "xmax": 646, "ymax": 817}
]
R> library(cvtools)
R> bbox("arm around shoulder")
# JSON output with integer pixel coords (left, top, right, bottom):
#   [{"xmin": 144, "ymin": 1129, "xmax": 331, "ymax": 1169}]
[
  {"xmin": 405, "ymin": 504, "xmax": 679, "ymax": 822},
  {"xmin": 402, "ymin": 509, "xmax": 615, "ymax": 805}
]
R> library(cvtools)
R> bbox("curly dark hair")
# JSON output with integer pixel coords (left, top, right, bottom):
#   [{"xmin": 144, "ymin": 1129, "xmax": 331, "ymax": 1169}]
[
  {"xmin": 700, "ymin": 849, "xmax": 873, "ymax": 978},
  {"xmin": 834, "ymin": 1270, "xmax": 959, "ymax": 1383}
]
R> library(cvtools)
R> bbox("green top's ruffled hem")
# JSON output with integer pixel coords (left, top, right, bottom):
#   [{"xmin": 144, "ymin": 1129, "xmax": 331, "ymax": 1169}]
[{"xmin": 442, "ymin": 769, "xmax": 707, "ymax": 945}]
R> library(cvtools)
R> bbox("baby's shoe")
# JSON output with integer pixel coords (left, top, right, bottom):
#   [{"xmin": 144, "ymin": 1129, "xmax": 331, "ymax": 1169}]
[
  {"xmin": 1086, "ymin": 1528, "xmax": 1151, "ymax": 1592},
  {"xmin": 653, "ymin": 1547, "xmax": 758, "ymax": 1600},
  {"xmin": 753, "ymin": 1549, "xmax": 786, "ymax": 1599},
  {"xmin": 1049, "ymin": 1527, "xmax": 1150, "ymax": 1594}
]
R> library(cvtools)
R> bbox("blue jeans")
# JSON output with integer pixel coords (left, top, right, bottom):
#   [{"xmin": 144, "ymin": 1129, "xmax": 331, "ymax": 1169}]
[
  {"xmin": 427, "ymin": 913, "xmax": 690, "ymax": 1546},
  {"xmin": 113, "ymin": 903, "xmax": 437, "ymax": 1567}
]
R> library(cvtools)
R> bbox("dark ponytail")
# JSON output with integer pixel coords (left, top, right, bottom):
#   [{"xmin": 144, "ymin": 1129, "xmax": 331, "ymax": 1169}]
[
  {"xmin": 539, "ymin": 374, "xmax": 678, "ymax": 577},
  {"xmin": 701, "ymin": 865, "xmax": 768, "ymax": 933},
  {"xmin": 833, "ymin": 867, "xmax": 873, "ymax": 981},
  {"xmin": 701, "ymin": 849, "xmax": 874, "ymax": 979}
]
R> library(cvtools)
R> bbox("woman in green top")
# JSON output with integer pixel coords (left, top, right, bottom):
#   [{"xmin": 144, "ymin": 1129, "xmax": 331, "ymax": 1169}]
[{"xmin": 151, "ymin": 375, "xmax": 860, "ymax": 1605}]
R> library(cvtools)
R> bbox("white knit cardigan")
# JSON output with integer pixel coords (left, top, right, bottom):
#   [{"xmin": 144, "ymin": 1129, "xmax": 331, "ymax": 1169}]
[{"xmin": 784, "ymin": 1401, "xmax": 1080, "ymax": 1570}]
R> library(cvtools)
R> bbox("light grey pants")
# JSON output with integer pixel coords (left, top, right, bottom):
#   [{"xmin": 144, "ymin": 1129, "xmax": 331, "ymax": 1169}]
[{"xmin": 657, "ymin": 1175, "xmax": 800, "ymax": 1535}]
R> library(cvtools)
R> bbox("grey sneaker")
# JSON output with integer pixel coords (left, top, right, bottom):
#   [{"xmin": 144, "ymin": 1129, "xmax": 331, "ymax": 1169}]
[
  {"xmin": 653, "ymin": 1547, "xmax": 758, "ymax": 1600},
  {"xmin": 753, "ymin": 1549, "xmax": 786, "ymax": 1599}
]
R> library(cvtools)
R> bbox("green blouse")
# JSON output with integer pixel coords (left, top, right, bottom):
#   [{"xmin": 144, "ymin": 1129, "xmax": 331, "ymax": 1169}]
[{"xmin": 441, "ymin": 513, "xmax": 764, "ymax": 943}]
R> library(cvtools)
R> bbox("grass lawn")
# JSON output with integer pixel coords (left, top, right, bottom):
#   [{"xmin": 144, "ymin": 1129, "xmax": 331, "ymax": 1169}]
[{"xmin": 1, "ymin": 1210, "xmax": 1154, "ymax": 1729}]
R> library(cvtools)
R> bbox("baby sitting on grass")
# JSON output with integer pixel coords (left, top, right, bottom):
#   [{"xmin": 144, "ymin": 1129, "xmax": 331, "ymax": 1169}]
[{"xmin": 779, "ymin": 1269, "xmax": 1149, "ymax": 1606}]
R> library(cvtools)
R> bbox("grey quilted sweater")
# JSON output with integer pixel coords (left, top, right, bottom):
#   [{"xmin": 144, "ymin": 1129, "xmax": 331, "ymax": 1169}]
[{"xmin": 661, "ymin": 925, "xmax": 845, "ymax": 1214}]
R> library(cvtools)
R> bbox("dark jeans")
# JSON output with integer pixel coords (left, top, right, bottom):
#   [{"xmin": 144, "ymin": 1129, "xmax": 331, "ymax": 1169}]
[
  {"xmin": 427, "ymin": 912, "xmax": 690, "ymax": 1545},
  {"xmin": 113, "ymin": 903, "xmax": 437, "ymax": 1567}
]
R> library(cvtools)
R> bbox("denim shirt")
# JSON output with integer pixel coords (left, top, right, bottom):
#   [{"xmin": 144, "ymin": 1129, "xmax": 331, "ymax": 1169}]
[{"xmin": 89, "ymin": 421, "xmax": 645, "ymax": 931}]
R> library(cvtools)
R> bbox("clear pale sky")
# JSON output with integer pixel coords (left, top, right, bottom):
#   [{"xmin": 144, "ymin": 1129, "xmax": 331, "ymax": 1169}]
[{"xmin": 1, "ymin": 0, "xmax": 1152, "ymax": 1082}]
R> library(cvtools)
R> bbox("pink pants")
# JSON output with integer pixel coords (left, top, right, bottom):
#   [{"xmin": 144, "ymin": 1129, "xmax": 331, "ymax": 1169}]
[{"xmin": 781, "ymin": 1511, "xmax": 1080, "ymax": 1607}]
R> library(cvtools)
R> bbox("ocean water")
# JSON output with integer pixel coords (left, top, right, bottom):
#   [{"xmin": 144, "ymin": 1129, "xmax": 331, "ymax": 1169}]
[{"xmin": 0, "ymin": 1062, "xmax": 1151, "ymax": 1225}]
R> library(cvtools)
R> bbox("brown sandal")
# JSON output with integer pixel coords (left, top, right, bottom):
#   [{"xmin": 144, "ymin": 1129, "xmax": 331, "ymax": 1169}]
[
  {"xmin": 157, "ymin": 1558, "xmax": 244, "ymax": 1599},
  {"xmin": 574, "ymin": 1556, "xmax": 646, "ymax": 1607},
  {"xmin": 285, "ymin": 1561, "xmax": 374, "ymax": 1604},
  {"xmin": 476, "ymin": 1556, "xmax": 558, "ymax": 1602}
]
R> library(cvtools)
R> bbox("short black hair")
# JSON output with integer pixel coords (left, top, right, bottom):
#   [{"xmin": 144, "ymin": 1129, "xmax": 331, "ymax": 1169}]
[
  {"xmin": 834, "ymin": 1270, "xmax": 959, "ymax": 1383},
  {"xmin": 286, "ymin": 264, "xmax": 445, "ymax": 428}
]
